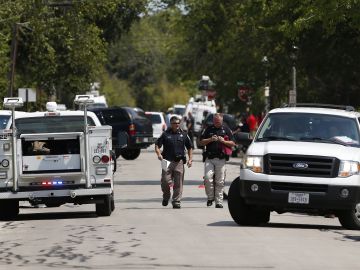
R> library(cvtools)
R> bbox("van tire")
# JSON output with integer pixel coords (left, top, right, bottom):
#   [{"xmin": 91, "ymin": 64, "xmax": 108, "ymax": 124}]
[
  {"xmin": 0, "ymin": 200, "xmax": 19, "ymax": 219},
  {"xmin": 121, "ymin": 149, "xmax": 141, "ymax": 160},
  {"xmin": 338, "ymin": 203, "xmax": 360, "ymax": 230},
  {"xmin": 228, "ymin": 177, "xmax": 270, "ymax": 226},
  {"xmin": 96, "ymin": 195, "xmax": 112, "ymax": 216}
]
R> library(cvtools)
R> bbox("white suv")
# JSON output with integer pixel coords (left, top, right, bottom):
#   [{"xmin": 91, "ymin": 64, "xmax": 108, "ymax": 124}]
[
  {"xmin": 228, "ymin": 104, "xmax": 360, "ymax": 229},
  {"xmin": 145, "ymin": 111, "xmax": 167, "ymax": 138}
]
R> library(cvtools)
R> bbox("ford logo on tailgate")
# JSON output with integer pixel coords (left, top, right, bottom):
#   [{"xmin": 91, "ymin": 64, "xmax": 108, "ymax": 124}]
[{"xmin": 293, "ymin": 162, "xmax": 309, "ymax": 169}]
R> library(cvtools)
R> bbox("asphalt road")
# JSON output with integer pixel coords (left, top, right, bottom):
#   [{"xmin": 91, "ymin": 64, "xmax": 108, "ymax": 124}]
[{"xmin": 0, "ymin": 148, "xmax": 359, "ymax": 269}]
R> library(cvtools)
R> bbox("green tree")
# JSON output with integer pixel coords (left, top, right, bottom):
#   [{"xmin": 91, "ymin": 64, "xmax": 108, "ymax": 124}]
[
  {"xmin": 0, "ymin": 0, "xmax": 145, "ymax": 108},
  {"xmin": 107, "ymin": 8, "xmax": 192, "ymax": 111}
]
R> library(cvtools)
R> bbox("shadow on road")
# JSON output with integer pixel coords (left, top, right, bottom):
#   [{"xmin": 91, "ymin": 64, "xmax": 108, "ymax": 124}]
[
  {"xmin": 1, "ymin": 211, "xmax": 97, "ymax": 221},
  {"xmin": 116, "ymin": 196, "xmax": 207, "ymax": 204},
  {"xmin": 115, "ymin": 179, "xmax": 231, "ymax": 186},
  {"xmin": 208, "ymin": 220, "xmax": 344, "ymax": 231},
  {"xmin": 333, "ymin": 231, "xmax": 360, "ymax": 242}
]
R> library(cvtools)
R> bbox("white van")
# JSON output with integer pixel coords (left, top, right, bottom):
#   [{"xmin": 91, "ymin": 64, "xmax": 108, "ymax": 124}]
[
  {"xmin": 0, "ymin": 97, "xmax": 117, "ymax": 218},
  {"xmin": 183, "ymin": 96, "xmax": 217, "ymax": 135}
]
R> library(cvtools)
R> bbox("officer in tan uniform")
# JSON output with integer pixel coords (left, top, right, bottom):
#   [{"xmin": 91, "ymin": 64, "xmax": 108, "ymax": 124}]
[
  {"xmin": 155, "ymin": 116, "xmax": 193, "ymax": 209},
  {"xmin": 200, "ymin": 113, "xmax": 235, "ymax": 208}
]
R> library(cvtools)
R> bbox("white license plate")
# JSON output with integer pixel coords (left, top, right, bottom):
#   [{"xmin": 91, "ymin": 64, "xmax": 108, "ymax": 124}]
[
  {"xmin": 288, "ymin": 192, "xmax": 309, "ymax": 204},
  {"xmin": 143, "ymin": 137, "xmax": 148, "ymax": 142}
]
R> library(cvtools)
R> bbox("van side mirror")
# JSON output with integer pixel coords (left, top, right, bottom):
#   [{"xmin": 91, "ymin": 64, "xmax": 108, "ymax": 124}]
[{"xmin": 233, "ymin": 132, "xmax": 252, "ymax": 146}]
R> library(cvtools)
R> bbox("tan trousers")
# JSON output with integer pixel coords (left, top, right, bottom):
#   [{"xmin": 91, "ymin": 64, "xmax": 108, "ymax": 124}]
[
  {"xmin": 204, "ymin": 158, "xmax": 226, "ymax": 204},
  {"xmin": 161, "ymin": 160, "xmax": 184, "ymax": 202}
]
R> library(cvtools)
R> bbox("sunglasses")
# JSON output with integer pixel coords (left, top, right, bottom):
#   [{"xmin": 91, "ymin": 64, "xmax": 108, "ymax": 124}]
[{"xmin": 171, "ymin": 122, "xmax": 180, "ymax": 125}]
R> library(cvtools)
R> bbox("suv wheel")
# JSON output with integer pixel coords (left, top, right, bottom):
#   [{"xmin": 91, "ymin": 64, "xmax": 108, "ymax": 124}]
[
  {"xmin": 121, "ymin": 149, "xmax": 141, "ymax": 160},
  {"xmin": 228, "ymin": 177, "xmax": 270, "ymax": 226},
  {"xmin": 96, "ymin": 195, "xmax": 112, "ymax": 216},
  {"xmin": 338, "ymin": 203, "xmax": 360, "ymax": 230}
]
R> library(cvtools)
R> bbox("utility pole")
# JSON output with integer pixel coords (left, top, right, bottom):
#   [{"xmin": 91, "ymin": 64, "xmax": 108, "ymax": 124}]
[
  {"xmin": 8, "ymin": 23, "xmax": 19, "ymax": 97},
  {"xmin": 262, "ymin": 56, "xmax": 270, "ymax": 113},
  {"xmin": 289, "ymin": 45, "xmax": 299, "ymax": 105},
  {"xmin": 8, "ymin": 22, "xmax": 31, "ymax": 97}
]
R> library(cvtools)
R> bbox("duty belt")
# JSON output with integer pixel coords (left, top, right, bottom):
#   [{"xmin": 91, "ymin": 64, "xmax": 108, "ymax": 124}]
[{"xmin": 207, "ymin": 152, "xmax": 225, "ymax": 159}]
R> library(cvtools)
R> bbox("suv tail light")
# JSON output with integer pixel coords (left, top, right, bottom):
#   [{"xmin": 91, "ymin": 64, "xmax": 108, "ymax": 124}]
[{"xmin": 129, "ymin": 124, "xmax": 136, "ymax": 136}]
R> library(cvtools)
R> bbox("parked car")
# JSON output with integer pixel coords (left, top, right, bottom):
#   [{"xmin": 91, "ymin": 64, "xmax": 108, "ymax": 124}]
[
  {"xmin": 89, "ymin": 107, "xmax": 154, "ymax": 160},
  {"xmin": 145, "ymin": 111, "xmax": 167, "ymax": 138}
]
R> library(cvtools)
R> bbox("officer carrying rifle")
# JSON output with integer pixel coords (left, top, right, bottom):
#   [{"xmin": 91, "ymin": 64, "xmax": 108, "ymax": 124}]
[
  {"xmin": 155, "ymin": 116, "xmax": 193, "ymax": 209},
  {"xmin": 200, "ymin": 113, "xmax": 235, "ymax": 208}
]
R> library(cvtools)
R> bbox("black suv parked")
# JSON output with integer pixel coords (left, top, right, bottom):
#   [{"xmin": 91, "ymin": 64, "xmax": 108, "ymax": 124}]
[{"xmin": 90, "ymin": 107, "xmax": 154, "ymax": 160}]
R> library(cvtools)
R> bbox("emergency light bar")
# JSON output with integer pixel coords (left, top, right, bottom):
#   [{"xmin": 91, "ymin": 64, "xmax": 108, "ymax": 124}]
[
  {"xmin": 74, "ymin": 95, "xmax": 95, "ymax": 105},
  {"xmin": 3, "ymin": 97, "xmax": 24, "ymax": 108}
]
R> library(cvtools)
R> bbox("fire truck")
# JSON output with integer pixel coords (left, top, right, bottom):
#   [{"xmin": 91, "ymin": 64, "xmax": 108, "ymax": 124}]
[{"xmin": 0, "ymin": 95, "xmax": 123, "ymax": 218}]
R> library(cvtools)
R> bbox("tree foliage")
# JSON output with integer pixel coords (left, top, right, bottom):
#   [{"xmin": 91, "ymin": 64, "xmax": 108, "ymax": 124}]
[
  {"xmin": 134, "ymin": 0, "xmax": 360, "ymax": 112},
  {"xmin": 0, "ymin": 0, "xmax": 145, "ymax": 108},
  {"xmin": 107, "ymin": 8, "xmax": 192, "ymax": 111},
  {"xmin": 2, "ymin": 0, "xmax": 360, "ymax": 113}
]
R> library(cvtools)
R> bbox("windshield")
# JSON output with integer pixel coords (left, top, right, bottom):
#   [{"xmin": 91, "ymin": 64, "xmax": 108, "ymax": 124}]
[
  {"xmin": 0, "ymin": 115, "xmax": 10, "ymax": 129},
  {"xmin": 256, "ymin": 113, "xmax": 360, "ymax": 146},
  {"xmin": 16, "ymin": 116, "xmax": 96, "ymax": 134}
]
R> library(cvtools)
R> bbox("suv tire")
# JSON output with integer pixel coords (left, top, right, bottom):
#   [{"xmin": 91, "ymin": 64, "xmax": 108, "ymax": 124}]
[
  {"xmin": 96, "ymin": 195, "xmax": 112, "ymax": 216},
  {"xmin": 228, "ymin": 177, "xmax": 270, "ymax": 226},
  {"xmin": 338, "ymin": 203, "xmax": 360, "ymax": 230},
  {"xmin": 121, "ymin": 148, "xmax": 141, "ymax": 160}
]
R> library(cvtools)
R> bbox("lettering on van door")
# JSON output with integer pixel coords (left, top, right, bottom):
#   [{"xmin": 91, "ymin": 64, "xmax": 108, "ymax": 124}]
[{"xmin": 93, "ymin": 140, "xmax": 108, "ymax": 154}]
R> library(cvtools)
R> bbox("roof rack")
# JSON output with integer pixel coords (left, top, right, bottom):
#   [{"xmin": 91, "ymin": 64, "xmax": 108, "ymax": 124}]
[{"xmin": 284, "ymin": 103, "xmax": 355, "ymax": 112}]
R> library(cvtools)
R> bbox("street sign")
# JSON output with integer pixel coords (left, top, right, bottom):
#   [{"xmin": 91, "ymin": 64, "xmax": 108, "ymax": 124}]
[{"xmin": 18, "ymin": 88, "xmax": 36, "ymax": 102}]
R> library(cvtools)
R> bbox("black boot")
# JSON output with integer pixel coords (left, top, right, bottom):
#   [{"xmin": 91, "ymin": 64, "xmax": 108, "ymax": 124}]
[
  {"xmin": 162, "ymin": 199, "xmax": 169, "ymax": 206},
  {"xmin": 207, "ymin": 200, "xmax": 213, "ymax": 207},
  {"xmin": 172, "ymin": 201, "xmax": 181, "ymax": 209}
]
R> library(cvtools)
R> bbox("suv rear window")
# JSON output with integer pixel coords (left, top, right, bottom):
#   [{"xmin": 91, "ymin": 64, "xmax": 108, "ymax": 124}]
[
  {"xmin": 101, "ymin": 109, "xmax": 128, "ymax": 124},
  {"xmin": 147, "ymin": 114, "xmax": 162, "ymax": 124},
  {"xmin": 125, "ymin": 108, "xmax": 146, "ymax": 119}
]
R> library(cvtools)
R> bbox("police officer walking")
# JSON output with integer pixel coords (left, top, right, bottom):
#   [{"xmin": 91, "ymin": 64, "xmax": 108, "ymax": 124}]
[
  {"xmin": 155, "ymin": 116, "xmax": 193, "ymax": 209},
  {"xmin": 200, "ymin": 113, "xmax": 235, "ymax": 208}
]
